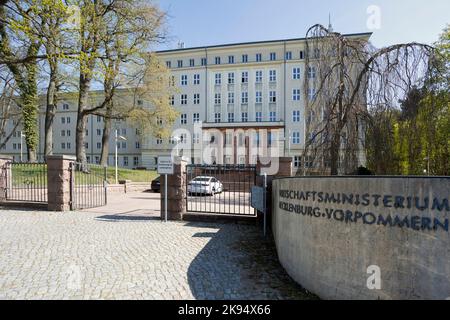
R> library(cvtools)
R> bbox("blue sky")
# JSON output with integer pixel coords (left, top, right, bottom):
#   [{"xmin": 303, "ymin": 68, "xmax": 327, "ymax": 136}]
[{"xmin": 155, "ymin": 0, "xmax": 449, "ymax": 50}]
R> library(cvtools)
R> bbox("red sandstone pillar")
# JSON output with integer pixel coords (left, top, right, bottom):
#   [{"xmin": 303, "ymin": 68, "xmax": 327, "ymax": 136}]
[{"xmin": 47, "ymin": 155, "xmax": 76, "ymax": 211}]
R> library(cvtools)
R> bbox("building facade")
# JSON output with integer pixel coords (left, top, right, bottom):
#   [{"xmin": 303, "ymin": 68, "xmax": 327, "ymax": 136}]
[{"xmin": 1, "ymin": 33, "xmax": 371, "ymax": 170}]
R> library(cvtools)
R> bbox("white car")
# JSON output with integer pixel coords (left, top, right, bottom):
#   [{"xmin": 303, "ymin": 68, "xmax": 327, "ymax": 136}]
[{"xmin": 188, "ymin": 176, "xmax": 223, "ymax": 196}]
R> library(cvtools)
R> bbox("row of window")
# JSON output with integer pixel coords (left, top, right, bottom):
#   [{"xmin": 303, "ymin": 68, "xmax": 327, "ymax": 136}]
[
  {"xmin": 172, "ymin": 88, "xmax": 316, "ymax": 107},
  {"xmin": 86, "ymin": 155, "xmax": 139, "ymax": 167},
  {"xmin": 167, "ymin": 50, "xmax": 308, "ymax": 68},
  {"xmin": 173, "ymin": 67, "xmax": 316, "ymax": 87}
]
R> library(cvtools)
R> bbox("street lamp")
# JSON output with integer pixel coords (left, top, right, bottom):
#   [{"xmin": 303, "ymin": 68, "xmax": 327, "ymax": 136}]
[
  {"xmin": 20, "ymin": 131, "xmax": 25, "ymax": 162},
  {"xmin": 115, "ymin": 129, "xmax": 127, "ymax": 184}
]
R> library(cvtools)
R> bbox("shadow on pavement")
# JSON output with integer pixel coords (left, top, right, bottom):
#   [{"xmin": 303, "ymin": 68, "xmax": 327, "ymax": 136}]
[{"xmin": 185, "ymin": 221, "xmax": 318, "ymax": 300}]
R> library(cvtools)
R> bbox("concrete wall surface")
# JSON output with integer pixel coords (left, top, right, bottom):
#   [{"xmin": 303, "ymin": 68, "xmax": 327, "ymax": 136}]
[{"xmin": 272, "ymin": 176, "xmax": 450, "ymax": 300}]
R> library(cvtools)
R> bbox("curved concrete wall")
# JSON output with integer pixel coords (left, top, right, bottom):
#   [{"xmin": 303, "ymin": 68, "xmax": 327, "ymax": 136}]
[{"xmin": 272, "ymin": 176, "xmax": 450, "ymax": 300}]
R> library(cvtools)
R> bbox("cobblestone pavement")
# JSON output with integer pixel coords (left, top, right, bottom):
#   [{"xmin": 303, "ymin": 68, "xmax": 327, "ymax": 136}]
[{"xmin": 0, "ymin": 206, "xmax": 315, "ymax": 300}]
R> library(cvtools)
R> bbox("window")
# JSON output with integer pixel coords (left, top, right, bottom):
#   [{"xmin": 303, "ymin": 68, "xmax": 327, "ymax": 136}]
[
  {"xmin": 255, "ymin": 91, "xmax": 262, "ymax": 103},
  {"xmin": 166, "ymin": 61, "xmax": 171, "ymax": 68},
  {"xmin": 256, "ymin": 53, "xmax": 262, "ymax": 62},
  {"xmin": 170, "ymin": 76, "xmax": 175, "ymax": 86},
  {"xmin": 177, "ymin": 60, "xmax": 183, "ymax": 68},
  {"xmin": 61, "ymin": 117, "xmax": 65, "ymax": 124},
  {"xmin": 228, "ymin": 113, "xmax": 234, "ymax": 123},
  {"xmin": 193, "ymin": 113, "xmax": 200, "ymax": 123},
  {"xmin": 228, "ymin": 55, "xmax": 234, "ymax": 64},
  {"xmin": 269, "ymin": 91, "xmax": 276, "ymax": 103},
  {"xmin": 256, "ymin": 111, "xmax": 262, "ymax": 122},
  {"xmin": 300, "ymin": 50, "xmax": 305, "ymax": 59},
  {"xmin": 270, "ymin": 52, "xmax": 276, "ymax": 61},
  {"xmin": 97, "ymin": 142, "xmax": 101, "ymax": 149},
  {"xmin": 293, "ymin": 67, "xmax": 301, "ymax": 80},
  {"xmin": 85, "ymin": 129, "xmax": 88, "ymax": 136},
  {"xmin": 293, "ymin": 110, "xmax": 300, "ymax": 122},
  {"xmin": 181, "ymin": 114, "xmax": 187, "ymax": 125},
  {"xmin": 214, "ymin": 93, "xmax": 221, "ymax": 105},
  {"xmin": 241, "ymin": 112, "xmax": 248, "ymax": 122},
  {"xmin": 61, "ymin": 142, "xmax": 66, "ymax": 149},
  {"xmin": 267, "ymin": 132, "xmax": 273, "ymax": 147},
  {"xmin": 269, "ymin": 70, "xmax": 277, "ymax": 82},
  {"xmin": 269, "ymin": 111, "xmax": 276, "ymax": 122},
  {"xmin": 137, "ymin": 100, "xmax": 143, "ymax": 106},
  {"xmin": 133, "ymin": 156, "xmax": 139, "ymax": 166},
  {"xmin": 62, "ymin": 103, "xmax": 69, "ymax": 110},
  {"xmin": 308, "ymin": 88, "xmax": 316, "ymax": 101},
  {"xmin": 242, "ymin": 54, "xmax": 248, "ymax": 63},
  {"xmin": 241, "ymin": 71, "xmax": 248, "ymax": 83},
  {"xmin": 170, "ymin": 95, "xmax": 175, "ymax": 106},
  {"xmin": 215, "ymin": 56, "xmax": 221, "ymax": 65},
  {"xmin": 201, "ymin": 57, "xmax": 207, "ymax": 66},
  {"xmin": 97, "ymin": 129, "xmax": 101, "ymax": 136},
  {"xmin": 66, "ymin": 117, "xmax": 70, "ymax": 124},
  {"xmin": 123, "ymin": 156, "xmax": 129, "ymax": 166},
  {"xmin": 193, "ymin": 93, "xmax": 200, "ymax": 105},
  {"xmin": 285, "ymin": 51, "xmax": 292, "ymax": 60},
  {"xmin": 135, "ymin": 141, "xmax": 140, "ymax": 149},
  {"xmin": 156, "ymin": 138, "xmax": 162, "ymax": 145},
  {"xmin": 189, "ymin": 58, "xmax": 195, "ymax": 67},
  {"xmin": 121, "ymin": 142, "xmax": 126, "ymax": 149},
  {"xmin": 214, "ymin": 113, "xmax": 221, "ymax": 123},
  {"xmin": 292, "ymin": 132, "xmax": 300, "ymax": 144},
  {"xmin": 181, "ymin": 94, "xmax": 187, "ymax": 105},
  {"xmin": 294, "ymin": 156, "xmax": 302, "ymax": 168},
  {"xmin": 61, "ymin": 130, "xmax": 65, "ymax": 137},
  {"xmin": 255, "ymin": 70, "xmax": 262, "ymax": 83},
  {"xmin": 67, "ymin": 130, "xmax": 71, "ymax": 136},
  {"xmin": 215, "ymin": 73, "xmax": 221, "ymax": 85},
  {"xmin": 228, "ymin": 92, "xmax": 234, "ymax": 104},
  {"xmin": 241, "ymin": 92, "xmax": 248, "ymax": 104},
  {"xmin": 293, "ymin": 89, "xmax": 301, "ymax": 101},
  {"xmin": 228, "ymin": 72, "xmax": 234, "ymax": 84},
  {"xmin": 121, "ymin": 128, "xmax": 126, "ymax": 135},
  {"xmin": 308, "ymin": 66, "xmax": 316, "ymax": 79},
  {"xmin": 181, "ymin": 75, "xmax": 188, "ymax": 86},
  {"xmin": 193, "ymin": 74, "xmax": 200, "ymax": 85},
  {"xmin": 193, "ymin": 133, "xmax": 200, "ymax": 144}
]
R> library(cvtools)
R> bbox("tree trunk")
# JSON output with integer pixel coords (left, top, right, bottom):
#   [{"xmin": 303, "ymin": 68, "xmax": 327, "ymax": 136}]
[
  {"xmin": 100, "ymin": 107, "xmax": 112, "ymax": 166},
  {"xmin": 44, "ymin": 62, "xmax": 58, "ymax": 160},
  {"xmin": 76, "ymin": 77, "xmax": 90, "ymax": 164}
]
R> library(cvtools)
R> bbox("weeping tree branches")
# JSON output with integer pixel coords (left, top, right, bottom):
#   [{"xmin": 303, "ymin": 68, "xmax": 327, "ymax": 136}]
[{"xmin": 301, "ymin": 24, "xmax": 435, "ymax": 176}]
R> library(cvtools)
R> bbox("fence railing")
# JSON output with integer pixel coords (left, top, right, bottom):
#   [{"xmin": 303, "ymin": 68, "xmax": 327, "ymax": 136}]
[{"xmin": 5, "ymin": 162, "xmax": 48, "ymax": 203}]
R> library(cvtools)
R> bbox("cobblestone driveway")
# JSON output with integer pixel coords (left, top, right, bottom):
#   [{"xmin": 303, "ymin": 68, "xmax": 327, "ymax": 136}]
[{"xmin": 0, "ymin": 206, "xmax": 314, "ymax": 300}]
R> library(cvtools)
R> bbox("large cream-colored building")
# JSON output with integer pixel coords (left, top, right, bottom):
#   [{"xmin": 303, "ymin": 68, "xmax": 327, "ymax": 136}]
[{"xmin": 1, "ymin": 32, "xmax": 371, "ymax": 170}]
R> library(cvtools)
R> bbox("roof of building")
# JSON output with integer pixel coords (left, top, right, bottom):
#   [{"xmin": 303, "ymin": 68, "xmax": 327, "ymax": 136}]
[{"xmin": 155, "ymin": 32, "xmax": 373, "ymax": 54}]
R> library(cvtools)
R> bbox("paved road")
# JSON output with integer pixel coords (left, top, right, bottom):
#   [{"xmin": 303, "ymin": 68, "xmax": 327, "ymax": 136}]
[{"xmin": 0, "ymin": 193, "xmax": 314, "ymax": 300}]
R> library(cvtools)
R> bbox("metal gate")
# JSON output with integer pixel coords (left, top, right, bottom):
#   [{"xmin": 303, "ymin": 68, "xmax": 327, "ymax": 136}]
[
  {"xmin": 5, "ymin": 162, "xmax": 48, "ymax": 203},
  {"xmin": 186, "ymin": 164, "xmax": 256, "ymax": 216},
  {"xmin": 70, "ymin": 162, "xmax": 107, "ymax": 210}
]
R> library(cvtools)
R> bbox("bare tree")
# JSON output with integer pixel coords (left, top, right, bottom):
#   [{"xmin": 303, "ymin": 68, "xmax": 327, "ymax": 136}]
[
  {"xmin": 300, "ymin": 24, "xmax": 434, "ymax": 176},
  {"xmin": 0, "ymin": 68, "xmax": 22, "ymax": 149}
]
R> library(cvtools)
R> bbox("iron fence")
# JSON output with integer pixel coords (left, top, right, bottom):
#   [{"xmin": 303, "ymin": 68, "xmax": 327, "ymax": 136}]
[
  {"xmin": 5, "ymin": 162, "xmax": 48, "ymax": 203},
  {"xmin": 70, "ymin": 162, "xmax": 107, "ymax": 210},
  {"xmin": 186, "ymin": 164, "xmax": 257, "ymax": 216}
]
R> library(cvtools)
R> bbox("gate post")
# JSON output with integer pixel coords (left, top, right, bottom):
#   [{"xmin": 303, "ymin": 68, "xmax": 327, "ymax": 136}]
[
  {"xmin": 47, "ymin": 155, "xmax": 76, "ymax": 211},
  {"xmin": 0, "ymin": 155, "xmax": 13, "ymax": 202},
  {"xmin": 160, "ymin": 157, "xmax": 187, "ymax": 221},
  {"xmin": 256, "ymin": 157, "xmax": 292, "ymax": 222}
]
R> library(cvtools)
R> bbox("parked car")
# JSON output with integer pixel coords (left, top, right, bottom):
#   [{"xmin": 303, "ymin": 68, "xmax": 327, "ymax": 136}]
[
  {"xmin": 151, "ymin": 176, "xmax": 161, "ymax": 193},
  {"xmin": 188, "ymin": 176, "xmax": 223, "ymax": 196}
]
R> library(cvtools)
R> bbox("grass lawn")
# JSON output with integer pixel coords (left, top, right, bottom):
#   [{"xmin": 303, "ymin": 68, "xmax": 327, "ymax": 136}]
[{"xmin": 9, "ymin": 163, "xmax": 158, "ymax": 186}]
